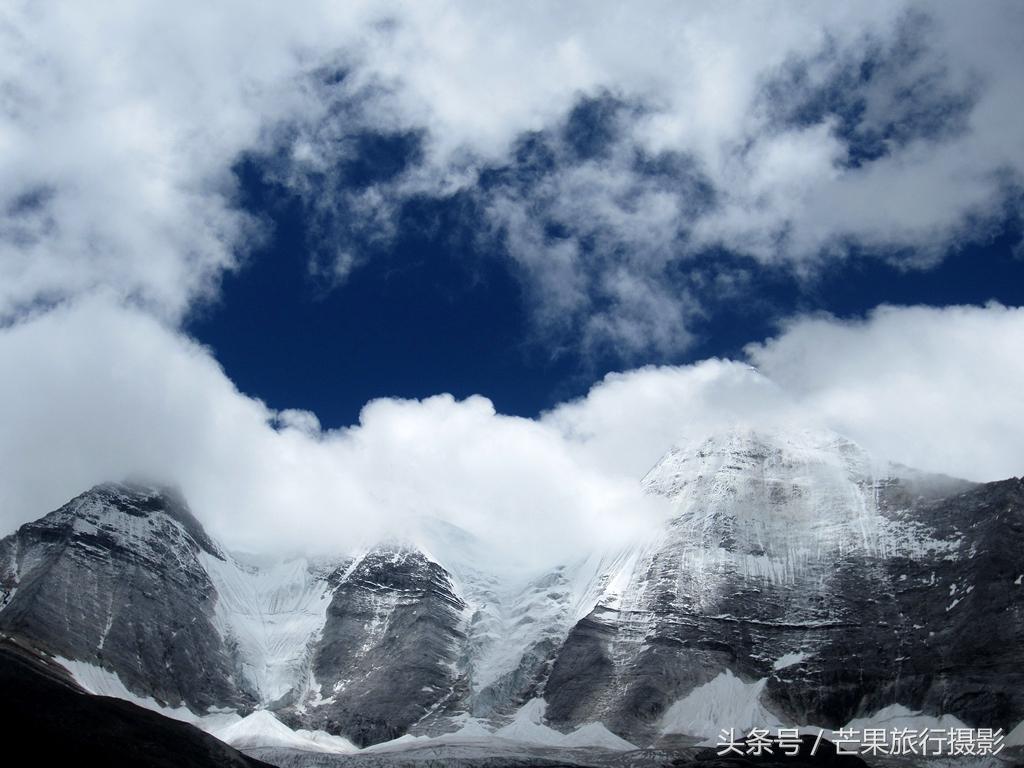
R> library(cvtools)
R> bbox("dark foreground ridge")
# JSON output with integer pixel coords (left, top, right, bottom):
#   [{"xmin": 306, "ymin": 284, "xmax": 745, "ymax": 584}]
[
  {"xmin": 4, "ymin": 631, "xmax": 1020, "ymax": 767},
  {"xmin": 0, "ymin": 634, "xmax": 272, "ymax": 768}
]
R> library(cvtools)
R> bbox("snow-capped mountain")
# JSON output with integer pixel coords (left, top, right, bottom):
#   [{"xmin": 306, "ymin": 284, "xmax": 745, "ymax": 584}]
[
  {"xmin": 543, "ymin": 427, "xmax": 1022, "ymax": 740},
  {"xmin": 1, "ymin": 425, "xmax": 1022, "ymax": 757},
  {"xmin": 0, "ymin": 483, "xmax": 253, "ymax": 712}
]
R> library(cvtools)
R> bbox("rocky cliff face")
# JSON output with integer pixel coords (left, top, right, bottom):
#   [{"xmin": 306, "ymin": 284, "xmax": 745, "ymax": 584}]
[
  {"xmin": 540, "ymin": 429, "xmax": 1023, "ymax": 740},
  {"xmin": 1, "ymin": 428, "xmax": 1021, "ymax": 750},
  {"xmin": 292, "ymin": 547, "xmax": 467, "ymax": 747},
  {"xmin": 0, "ymin": 483, "xmax": 250, "ymax": 712},
  {"xmin": 0, "ymin": 634, "xmax": 272, "ymax": 768},
  {"xmin": 0, "ymin": 484, "xmax": 474, "ymax": 745}
]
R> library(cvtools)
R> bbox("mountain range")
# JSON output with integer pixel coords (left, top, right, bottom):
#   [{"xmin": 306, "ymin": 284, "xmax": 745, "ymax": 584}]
[{"xmin": 2, "ymin": 426, "xmax": 1022, "ymax": 765}]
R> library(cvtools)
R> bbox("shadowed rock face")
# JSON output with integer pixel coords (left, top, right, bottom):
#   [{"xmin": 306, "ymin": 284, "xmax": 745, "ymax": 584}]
[
  {"xmin": 0, "ymin": 485, "xmax": 471, "ymax": 746},
  {"xmin": 296, "ymin": 547, "xmax": 468, "ymax": 747},
  {"xmin": 541, "ymin": 430, "xmax": 1024, "ymax": 741},
  {"xmin": 0, "ymin": 635, "xmax": 271, "ymax": 768},
  {"xmin": 0, "ymin": 482, "xmax": 252, "ymax": 712}
]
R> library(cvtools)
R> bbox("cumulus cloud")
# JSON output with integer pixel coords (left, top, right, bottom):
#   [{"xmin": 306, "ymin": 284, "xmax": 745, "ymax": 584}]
[
  {"xmin": 0, "ymin": 298, "xmax": 1020, "ymax": 575},
  {"xmin": 549, "ymin": 303, "xmax": 1024, "ymax": 485},
  {"xmin": 745, "ymin": 303, "xmax": 1024, "ymax": 482},
  {"xmin": 0, "ymin": 3, "xmax": 1020, "ymax": 574},
  {"xmin": 0, "ymin": 0, "xmax": 378, "ymax": 322},
  {"xmin": 542, "ymin": 360, "xmax": 801, "ymax": 480},
  {"xmin": 284, "ymin": 1, "xmax": 1024, "ymax": 354},
  {"xmin": 0, "ymin": 296, "xmax": 669, "ymax": 574},
  {"xmin": 3, "ymin": 1, "xmax": 1021, "ymax": 354}
]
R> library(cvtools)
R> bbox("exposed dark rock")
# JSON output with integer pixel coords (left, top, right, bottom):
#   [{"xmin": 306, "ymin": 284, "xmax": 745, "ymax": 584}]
[
  {"xmin": 295, "ymin": 547, "xmax": 468, "ymax": 747},
  {"xmin": 0, "ymin": 633, "xmax": 271, "ymax": 768},
  {"xmin": 0, "ymin": 482, "xmax": 251, "ymax": 713},
  {"xmin": 1, "ymin": 430, "xmax": 1021, "ymax": 758},
  {"xmin": 542, "ymin": 431, "xmax": 1024, "ymax": 744}
]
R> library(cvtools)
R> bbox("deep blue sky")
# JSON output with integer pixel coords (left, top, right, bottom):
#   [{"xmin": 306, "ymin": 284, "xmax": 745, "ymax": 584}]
[{"xmin": 188, "ymin": 153, "xmax": 1024, "ymax": 430}]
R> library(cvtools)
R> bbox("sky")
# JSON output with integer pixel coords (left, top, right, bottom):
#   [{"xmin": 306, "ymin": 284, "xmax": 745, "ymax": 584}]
[{"xmin": 1, "ymin": 1, "xmax": 1023, "ymax": 570}]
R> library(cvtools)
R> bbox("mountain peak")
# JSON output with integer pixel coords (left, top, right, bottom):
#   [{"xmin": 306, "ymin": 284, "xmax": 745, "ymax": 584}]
[
  {"xmin": 641, "ymin": 424, "xmax": 875, "ymax": 499},
  {"xmin": 639, "ymin": 424, "xmax": 891, "ymax": 561},
  {"xmin": 28, "ymin": 481, "xmax": 223, "ymax": 560}
]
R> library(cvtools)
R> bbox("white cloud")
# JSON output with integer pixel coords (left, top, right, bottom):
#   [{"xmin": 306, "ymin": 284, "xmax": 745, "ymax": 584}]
[
  {"xmin": 3, "ymin": 1, "xmax": 1021, "ymax": 352},
  {"xmin": 0, "ymin": 298, "xmax": 1019, "ymax": 574},
  {"xmin": 0, "ymin": 0, "xmax": 374, "ymax": 321},
  {"xmin": 745, "ymin": 303, "xmax": 1024, "ymax": 482},
  {"xmin": 315, "ymin": 1, "xmax": 1023, "ymax": 354},
  {"xmin": 0, "ymin": 3, "xmax": 1020, "ymax": 570},
  {"xmin": 550, "ymin": 303, "xmax": 1024, "ymax": 486},
  {"xmin": 0, "ymin": 295, "xmax": 669, "ymax": 573},
  {"xmin": 542, "ymin": 360, "xmax": 801, "ymax": 480}
]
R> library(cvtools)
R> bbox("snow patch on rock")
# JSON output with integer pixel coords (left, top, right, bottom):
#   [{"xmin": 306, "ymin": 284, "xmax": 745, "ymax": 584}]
[
  {"xmin": 362, "ymin": 733, "xmax": 433, "ymax": 753},
  {"xmin": 212, "ymin": 709, "xmax": 357, "ymax": 753},
  {"xmin": 493, "ymin": 698, "xmax": 636, "ymax": 750},
  {"xmin": 844, "ymin": 703, "xmax": 969, "ymax": 731},
  {"xmin": 660, "ymin": 671, "xmax": 782, "ymax": 742},
  {"xmin": 773, "ymin": 651, "xmax": 810, "ymax": 670},
  {"xmin": 55, "ymin": 657, "xmax": 240, "ymax": 730},
  {"xmin": 562, "ymin": 722, "xmax": 636, "ymax": 751},
  {"xmin": 1006, "ymin": 719, "xmax": 1024, "ymax": 747},
  {"xmin": 199, "ymin": 551, "xmax": 335, "ymax": 705},
  {"xmin": 494, "ymin": 698, "xmax": 565, "ymax": 746}
]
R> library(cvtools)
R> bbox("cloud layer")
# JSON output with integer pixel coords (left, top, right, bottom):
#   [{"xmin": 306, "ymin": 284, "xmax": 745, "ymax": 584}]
[
  {"xmin": 0, "ymin": 296, "xmax": 669, "ymax": 572},
  {"xmin": 278, "ymin": 1, "xmax": 1024, "ymax": 355},
  {"xmin": 0, "ymin": 298, "xmax": 1019, "ymax": 573},
  {"xmin": 3, "ymin": 1, "xmax": 1022, "ymax": 354},
  {"xmin": 746, "ymin": 303, "xmax": 1024, "ymax": 482},
  {"xmin": 1, "ymin": 3, "xmax": 1021, "ymax": 573}
]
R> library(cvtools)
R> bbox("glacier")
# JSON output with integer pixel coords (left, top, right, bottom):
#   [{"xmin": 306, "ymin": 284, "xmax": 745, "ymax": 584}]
[{"xmin": 199, "ymin": 551, "xmax": 338, "ymax": 706}]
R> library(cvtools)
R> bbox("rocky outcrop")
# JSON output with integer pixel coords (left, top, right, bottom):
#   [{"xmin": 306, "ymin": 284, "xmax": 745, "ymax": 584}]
[
  {"xmin": 0, "ymin": 482, "xmax": 250, "ymax": 712},
  {"xmin": 541, "ymin": 429, "xmax": 1024, "ymax": 741},
  {"xmin": 294, "ymin": 547, "xmax": 468, "ymax": 747},
  {"xmin": 0, "ymin": 634, "xmax": 272, "ymax": 768}
]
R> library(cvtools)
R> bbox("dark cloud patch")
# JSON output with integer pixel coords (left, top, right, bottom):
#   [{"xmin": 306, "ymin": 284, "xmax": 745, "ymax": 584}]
[
  {"xmin": 465, "ymin": 95, "xmax": 724, "ymax": 358},
  {"xmin": 1, "ymin": 185, "xmax": 58, "ymax": 250},
  {"xmin": 5, "ymin": 185, "xmax": 56, "ymax": 217},
  {"xmin": 312, "ymin": 65, "xmax": 349, "ymax": 87},
  {"xmin": 631, "ymin": 149, "xmax": 717, "ymax": 216},
  {"xmin": 479, "ymin": 131, "xmax": 558, "ymax": 195}
]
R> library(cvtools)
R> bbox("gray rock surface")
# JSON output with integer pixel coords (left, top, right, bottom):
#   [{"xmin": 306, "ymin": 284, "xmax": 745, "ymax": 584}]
[
  {"xmin": 292, "ymin": 547, "xmax": 468, "ymax": 746},
  {"xmin": 0, "ymin": 633, "xmax": 272, "ymax": 768},
  {"xmin": 541, "ymin": 430, "xmax": 1024, "ymax": 741},
  {"xmin": 0, "ymin": 482, "xmax": 251, "ymax": 712}
]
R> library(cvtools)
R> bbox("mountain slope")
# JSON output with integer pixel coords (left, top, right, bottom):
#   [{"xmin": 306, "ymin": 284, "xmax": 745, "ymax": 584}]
[
  {"xmin": 541, "ymin": 428, "xmax": 1023, "ymax": 740},
  {"xmin": 0, "ymin": 633, "xmax": 272, "ymax": 768},
  {"xmin": 292, "ymin": 546, "xmax": 468, "ymax": 747},
  {"xmin": 0, "ymin": 482, "xmax": 250, "ymax": 712},
  {"xmin": 0, "ymin": 427, "xmax": 1021, "ymax": 752}
]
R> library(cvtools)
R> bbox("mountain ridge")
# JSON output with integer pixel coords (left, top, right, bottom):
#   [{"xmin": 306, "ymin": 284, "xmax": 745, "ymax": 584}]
[{"xmin": 1, "ymin": 425, "xmax": 1021, "ymax": 755}]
